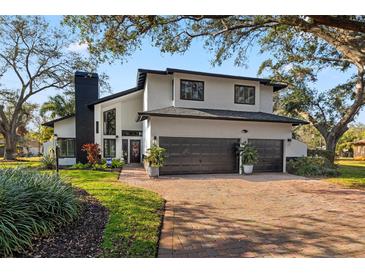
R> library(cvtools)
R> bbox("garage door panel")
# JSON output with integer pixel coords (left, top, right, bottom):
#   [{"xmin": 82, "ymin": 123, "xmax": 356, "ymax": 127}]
[
  {"xmin": 248, "ymin": 139, "xmax": 283, "ymax": 172},
  {"xmin": 159, "ymin": 137, "xmax": 239, "ymax": 175}
]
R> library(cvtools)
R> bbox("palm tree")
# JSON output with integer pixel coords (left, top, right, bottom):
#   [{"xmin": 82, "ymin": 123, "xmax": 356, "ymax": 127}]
[{"xmin": 40, "ymin": 92, "xmax": 75, "ymax": 119}]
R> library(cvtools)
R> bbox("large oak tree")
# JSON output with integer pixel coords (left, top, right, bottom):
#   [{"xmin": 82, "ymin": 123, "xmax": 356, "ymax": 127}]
[
  {"xmin": 66, "ymin": 15, "xmax": 365, "ymax": 162},
  {"xmin": 0, "ymin": 16, "xmax": 99, "ymax": 160}
]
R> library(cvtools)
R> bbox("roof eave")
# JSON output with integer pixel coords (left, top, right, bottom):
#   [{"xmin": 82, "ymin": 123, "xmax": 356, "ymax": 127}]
[{"xmin": 137, "ymin": 112, "xmax": 308, "ymax": 125}]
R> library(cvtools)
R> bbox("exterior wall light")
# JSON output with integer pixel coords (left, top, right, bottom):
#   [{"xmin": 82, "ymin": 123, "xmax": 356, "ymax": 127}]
[
  {"xmin": 287, "ymin": 138, "xmax": 292, "ymax": 142},
  {"xmin": 241, "ymin": 129, "xmax": 248, "ymax": 133},
  {"xmin": 152, "ymin": 136, "xmax": 157, "ymax": 145}
]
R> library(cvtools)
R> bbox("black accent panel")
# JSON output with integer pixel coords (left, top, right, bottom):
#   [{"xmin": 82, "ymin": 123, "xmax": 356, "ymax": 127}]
[
  {"xmin": 122, "ymin": 130, "xmax": 142, "ymax": 137},
  {"xmin": 248, "ymin": 139, "xmax": 284, "ymax": 172},
  {"xmin": 159, "ymin": 137, "xmax": 239, "ymax": 175},
  {"xmin": 75, "ymin": 71, "xmax": 99, "ymax": 163}
]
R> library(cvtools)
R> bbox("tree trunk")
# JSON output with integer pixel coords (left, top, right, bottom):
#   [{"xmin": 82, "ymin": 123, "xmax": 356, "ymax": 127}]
[
  {"xmin": 4, "ymin": 133, "xmax": 17, "ymax": 160},
  {"xmin": 325, "ymin": 135, "xmax": 337, "ymax": 164}
]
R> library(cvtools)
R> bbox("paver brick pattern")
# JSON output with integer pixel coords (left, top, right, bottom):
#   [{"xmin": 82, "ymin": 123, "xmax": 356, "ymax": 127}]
[{"xmin": 120, "ymin": 167, "xmax": 365, "ymax": 258}]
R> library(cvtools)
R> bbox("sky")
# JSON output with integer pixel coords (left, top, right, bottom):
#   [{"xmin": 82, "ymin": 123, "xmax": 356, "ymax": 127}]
[{"xmin": 4, "ymin": 16, "xmax": 365, "ymax": 124}]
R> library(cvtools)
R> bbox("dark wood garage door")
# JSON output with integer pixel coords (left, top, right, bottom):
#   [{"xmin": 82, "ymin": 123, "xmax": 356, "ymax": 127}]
[
  {"xmin": 159, "ymin": 137, "xmax": 239, "ymax": 175},
  {"xmin": 248, "ymin": 139, "xmax": 283, "ymax": 172}
]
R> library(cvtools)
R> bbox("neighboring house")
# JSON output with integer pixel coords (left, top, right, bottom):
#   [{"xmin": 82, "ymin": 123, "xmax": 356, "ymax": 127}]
[
  {"xmin": 353, "ymin": 140, "xmax": 365, "ymax": 159},
  {"xmin": 43, "ymin": 69, "xmax": 308, "ymax": 174},
  {"xmin": 0, "ymin": 139, "xmax": 41, "ymax": 157}
]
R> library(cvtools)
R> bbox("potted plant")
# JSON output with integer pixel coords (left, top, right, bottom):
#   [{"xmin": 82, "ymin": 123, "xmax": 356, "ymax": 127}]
[
  {"xmin": 144, "ymin": 145, "xmax": 166, "ymax": 177},
  {"xmin": 238, "ymin": 142, "xmax": 258, "ymax": 175}
]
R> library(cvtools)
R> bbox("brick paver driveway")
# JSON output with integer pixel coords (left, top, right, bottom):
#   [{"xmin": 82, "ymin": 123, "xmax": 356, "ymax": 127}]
[{"xmin": 120, "ymin": 167, "xmax": 365, "ymax": 257}]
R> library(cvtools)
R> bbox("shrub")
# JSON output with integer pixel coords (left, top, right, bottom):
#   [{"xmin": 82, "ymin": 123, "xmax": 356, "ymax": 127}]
[
  {"xmin": 71, "ymin": 162, "xmax": 90, "ymax": 169},
  {"xmin": 111, "ymin": 159, "xmax": 124, "ymax": 168},
  {"xmin": 0, "ymin": 168, "xmax": 80, "ymax": 257},
  {"xmin": 81, "ymin": 143, "xmax": 100, "ymax": 165},
  {"xmin": 40, "ymin": 154, "xmax": 55, "ymax": 169},
  {"xmin": 287, "ymin": 156, "xmax": 339, "ymax": 177}
]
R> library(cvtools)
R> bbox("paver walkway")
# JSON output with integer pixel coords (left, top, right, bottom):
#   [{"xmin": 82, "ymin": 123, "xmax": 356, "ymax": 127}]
[{"xmin": 120, "ymin": 167, "xmax": 365, "ymax": 257}]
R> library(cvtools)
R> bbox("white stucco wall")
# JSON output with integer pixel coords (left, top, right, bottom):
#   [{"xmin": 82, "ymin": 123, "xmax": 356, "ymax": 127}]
[
  {"xmin": 259, "ymin": 85, "xmax": 274, "ymax": 113},
  {"xmin": 54, "ymin": 117, "xmax": 76, "ymax": 138},
  {"xmin": 286, "ymin": 139, "xmax": 307, "ymax": 157},
  {"xmin": 144, "ymin": 73, "xmax": 173, "ymax": 111},
  {"xmin": 149, "ymin": 116, "xmax": 294, "ymax": 172},
  {"xmin": 172, "ymin": 73, "xmax": 266, "ymax": 112}
]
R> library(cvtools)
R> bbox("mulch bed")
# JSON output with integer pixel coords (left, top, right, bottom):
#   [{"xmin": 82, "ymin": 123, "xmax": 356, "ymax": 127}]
[{"xmin": 19, "ymin": 189, "xmax": 109, "ymax": 258}]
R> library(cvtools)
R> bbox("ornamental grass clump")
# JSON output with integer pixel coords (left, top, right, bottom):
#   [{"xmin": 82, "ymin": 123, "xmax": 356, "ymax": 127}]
[{"xmin": 0, "ymin": 168, "xmax": 80, "ymax": 257}]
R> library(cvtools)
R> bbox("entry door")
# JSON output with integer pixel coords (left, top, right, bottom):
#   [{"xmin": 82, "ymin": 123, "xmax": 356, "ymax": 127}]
[{"xmin": 129, "ymin": 140, "xmax": 141, "ymax": 163}]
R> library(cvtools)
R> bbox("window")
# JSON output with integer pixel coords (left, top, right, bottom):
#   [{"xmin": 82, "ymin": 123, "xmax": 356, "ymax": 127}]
[
  {"xmin": 234, "ymin": 85, "xmax": 255, "ymax": 105},
  {"xmin": 103, "ymin": 139, "xmax": 116, "ymax": 158},
  {"xmin": 96, "ymin": 121, "xmax": 99, "ymax": 134},
  {"xmin": 180, "ymin": 79, "xmax": 204, "ymax": 101},
  {"xmin": 103, "ymin": 109, "xmax": 116, "ymax": 135},
  {"xmin": 57, "ymin": 138, "xmax": 75, "ymax": 158}
]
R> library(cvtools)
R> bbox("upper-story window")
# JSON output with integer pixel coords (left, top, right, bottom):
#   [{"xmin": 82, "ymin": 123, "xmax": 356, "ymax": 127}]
[
  {"xmin": 103, "ymin": 109, "xmax": 116, "ymax": 135},
  {"xmin": 180, "ymin": 79, "xmax": 204, "ymax": 101},
  {"xmin": 234, "ymin": 85, "xmax": 255, "ymax": 105}
]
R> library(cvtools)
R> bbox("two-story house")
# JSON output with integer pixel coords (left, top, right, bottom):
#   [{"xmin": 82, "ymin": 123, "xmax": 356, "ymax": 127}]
[{"xmin": 43, "ymin": 68, "xmax": 308, "ymax": 174}]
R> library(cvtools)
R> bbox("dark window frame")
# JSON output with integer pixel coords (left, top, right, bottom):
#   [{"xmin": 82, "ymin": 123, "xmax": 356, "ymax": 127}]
[
  {"xmin": 180, "ymin": 79, "xmax": 204, "ymax": 101},
  {"xmin": 103, "ymin": 138, "xmax": 116, "ymax": 158},
  {"xmin": 103, "ymin": 108, "xmax": 116, "ymax": 135},
  {"xmin": 234, "ymin": 84, "xmax": 256, "ymax": 105},
  {"xmin": 57, "ymin": 138, "xmax": 76, "ymax": 158}
]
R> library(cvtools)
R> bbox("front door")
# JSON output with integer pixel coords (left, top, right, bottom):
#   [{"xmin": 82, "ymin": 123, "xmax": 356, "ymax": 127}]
[{"xmin": 129, "ymin": 140, "xmax": 141, "ymax": 163}]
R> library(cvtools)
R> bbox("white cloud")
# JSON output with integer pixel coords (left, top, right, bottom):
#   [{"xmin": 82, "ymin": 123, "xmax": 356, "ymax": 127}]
[{"xmin": 67, "ymin": 42, "xmax": 88, "ymax": 53}]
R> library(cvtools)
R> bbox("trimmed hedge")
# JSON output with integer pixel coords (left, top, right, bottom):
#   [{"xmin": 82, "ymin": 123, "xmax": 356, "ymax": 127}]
[{"xmin": 0, "ymin": 168, "xmax": 80, "ymax": 257}]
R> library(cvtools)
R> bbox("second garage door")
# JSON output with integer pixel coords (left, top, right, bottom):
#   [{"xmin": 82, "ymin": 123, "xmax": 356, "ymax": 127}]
[
  {"xmin": 248, "ymin": 139, "xmax": 284, "ymax": 172},
  {"xmin": 159, "ymin": 137, "xmax": 239, "ymax": 175}
]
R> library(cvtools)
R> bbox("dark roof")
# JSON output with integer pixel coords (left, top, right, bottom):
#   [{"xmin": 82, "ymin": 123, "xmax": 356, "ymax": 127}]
[
  {"xmin": 42, "ymin": 114, "xmax": 75, "ymax": 128},
  {"xmin": 88, "ymin": 87, "xmax": 142, "ymax": 106},
  {"xmin": 137, "ymin": 107, "xmax": 308, "ymax": 125},
  {"xmin": 88, "ymin": 67, "xmax": 287, "ymax": 106}
]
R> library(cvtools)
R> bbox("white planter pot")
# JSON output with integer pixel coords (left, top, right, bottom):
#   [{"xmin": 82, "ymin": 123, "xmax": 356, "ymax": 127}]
[
  {"xmin": 147, "ymin": 166, "xmax": 159, "ymax": 178},
  {"xmin": 243, "ymin": 165, "xmax": 253, "ymax": 174}
]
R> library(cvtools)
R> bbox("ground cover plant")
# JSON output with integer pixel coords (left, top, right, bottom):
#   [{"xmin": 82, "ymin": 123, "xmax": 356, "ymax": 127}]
[{"xmin": 0, "ymin": 168, "xmax": 80, "ymax": 257}]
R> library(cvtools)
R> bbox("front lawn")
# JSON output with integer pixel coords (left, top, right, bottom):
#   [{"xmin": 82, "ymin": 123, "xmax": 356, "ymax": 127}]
[
  {"xmin": 0, "ymin": 161, "xmax": 165, "ymax": 257},
  {"xmin": 326, "ymin": 159, "xmax": 365, "ymax": 188},
  {"xmin": 60, "ymin": 169, "xmax": 164, "ymax": 257},
  {"xmin": 0, "ymin": 157, "xmax": 42, "ymax": 168}
]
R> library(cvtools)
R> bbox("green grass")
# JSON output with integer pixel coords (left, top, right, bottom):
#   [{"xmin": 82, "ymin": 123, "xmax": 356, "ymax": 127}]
[
  {"xmin": 326, "ymin": 159, "xmax": 365, "ymax": 188},
  {"xmin": 0, "ymin": 160, "xmax": 165, "ymax": 257},
  {"xmin": 60, "ymin": 170, "xmax": 164, "ymax": 257},
  {"xmin": 0, "ymin": 157, "xmax": 42, "ymax": 169}
]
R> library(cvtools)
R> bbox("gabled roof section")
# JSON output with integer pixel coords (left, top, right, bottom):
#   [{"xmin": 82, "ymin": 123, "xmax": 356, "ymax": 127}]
[
  {"xmin": 42, "ymin": 114, "xmax": 75, "ymax": 128},
  {"xmin": 89, "ymin": 67, "xmax": 287, "ymax": 107},
  {"xmin": 137, "ymin": 67, "xmax": 287, "ymax": 92},
  {"xmin": 137, "ymin": 107, "xmax": 308, "ymax": 126},
  {"xmin": 88, "ymin": 87, "xmax": 142, "ymax": 107}
]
